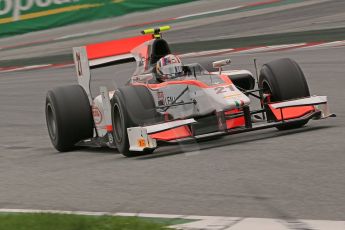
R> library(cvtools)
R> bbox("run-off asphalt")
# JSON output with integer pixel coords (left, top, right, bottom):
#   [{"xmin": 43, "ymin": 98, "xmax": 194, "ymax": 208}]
[{"xmin": 0, "ymin": 46, "xmax": 344, "ymax": 220}]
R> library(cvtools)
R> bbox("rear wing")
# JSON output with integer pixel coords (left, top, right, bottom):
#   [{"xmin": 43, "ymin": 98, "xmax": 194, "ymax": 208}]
[{"xmin": 72, "ymin": 34, "xmax": 153, "ymax": 103}]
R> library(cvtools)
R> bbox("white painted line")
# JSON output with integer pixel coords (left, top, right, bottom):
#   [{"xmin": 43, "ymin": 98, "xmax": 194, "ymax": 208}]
[
  {"xmin": 171, "ymin": 217, "xmax": 241, "ymax": 230},
  {"xmin": 180, "ymin": 43, "xmax": 311, "ymax": 58},
  {"xmin": 229, "ymin": 218, "xmax": 291, "ymax": 230},
  {"xmin": 266, "ymin": 43, "xmax": 306, "ymax": 49},
  {"xmin": 230, "ymin": 43, "xmax": 310, "ymax": 54},
  {"xmin": 0, "ymin": 64, "xmax": 52, "ymax": 73},
  {"xmin": 173, "ymin": 217, "xmax": 345, "ymax": 230},
  {"xmin": 335, "ymin": 40, "xmax": 345, "ymax": 47},
  {"xmin": 232, "ymin": 46, "xmax": 271, "ymax": 54},
  {"xmin": 176, "ymin": 6, "xmax": 242, "ymax": 19},
  {"xmin": 116, "ymin": 212, "xmax": 185, "ymax": 219},
  {"xmin": 264, "ymin": 43, "xmax": 307, "ymax": 51},
  {"xmin": 299, "ymin": 40, "xmax": 345, "ymax": 49},
  {"xmin": 180, "ymin": 48, "xmax": 233, "ymax": 58},
  {"xmin": 304, "ymin": 219, "xmax": 345, "ymax": 230},
  {"xmin": 51, "ymin": 63, "xmax": 74, "ymax": 68},
  {"xmin": 55, "ymin": 26, "xmax": 122, "ymax": 41},
  {"xmin": 23, "ymin": 64, "xmax": 52, "ymax": 69},
  {"xmin": 0, "ymin": 63, "xmax": 74, "ymax": 74},
  {"xmin": 180, "ymin": 40, "xmax": 345, "ymax": 59}
]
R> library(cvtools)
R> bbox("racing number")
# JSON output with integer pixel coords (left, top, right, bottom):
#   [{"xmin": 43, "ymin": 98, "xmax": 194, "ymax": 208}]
[
  {"xmin": 76, "ymin": 52, "xmax": 83, "ymax": 77},
  {"xmin": 214, "ymin": 85, "xmax": 235, "ymax": 94},
  {"xmin": 138, "ymin": 138, "xmax": 146, "ymax": 148}
]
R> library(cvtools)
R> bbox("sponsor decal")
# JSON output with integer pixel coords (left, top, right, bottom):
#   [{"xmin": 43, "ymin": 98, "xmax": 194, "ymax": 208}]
[
  {"xmin": 224, "ymin": 93, "xmax": 242, "ymax": 99},
  {"xmin": 92, "ymin": 106, "xmax": 102, "ymax": 124},
  {"xmin": 164, "ymin": 96, "xmax": 176, "ymax": 105},
  {"xmin": 134, "ymin": 45, "xmax": 149, "ymax": 72},
  {"xmin": 157, "ymin": 91, "xmax": 164, "ymax": 106},
  {"xmin": 157, "ymin": 91, "xmax": 177, "ymax": 106},
  {"xmin": 214, "ymin": 85, "xmax": 235, "ymax": 94},
  {"xmin": 1, "ymin": 0, "xmax": 195, "ymax": 37},
  {"xmin": 0, "ymin": 0, "xmax": 81, "ymax": 21},
  {"xmin": 75, "ymin": 51, "xmax": 83, "ymax": 77},
  {"xmin": 240, "ymin": 100, "xmax": 244, "ymax": 106},
  {"xmin": 137, "ymin": 53, "xmax": 146, "ymax": 67},
  {"xmin": 137, "ymin": 138, "xmax": 146, "ymax": 147},
  {"xmin": 233, "ymin": 100, "xmax": 245, "ymax": 108}
]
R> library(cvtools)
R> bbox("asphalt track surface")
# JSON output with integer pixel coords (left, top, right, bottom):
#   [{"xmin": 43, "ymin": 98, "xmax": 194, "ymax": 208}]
[{"xmin": 0, "ymin": 0, "xmax": 344, "ymax": 222}]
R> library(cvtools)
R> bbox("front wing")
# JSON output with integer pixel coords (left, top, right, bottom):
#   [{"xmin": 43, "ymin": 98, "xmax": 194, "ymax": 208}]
[{"xmin": 126, "ymin": 96, "xmax": 335, "ymax": 151}]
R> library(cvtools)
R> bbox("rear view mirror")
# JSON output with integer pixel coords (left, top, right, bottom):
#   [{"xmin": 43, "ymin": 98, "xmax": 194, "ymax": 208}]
[
  {"xmin": 212, "ymin": 59, "xmax": 231, "ymax": 68},
  {"xmin": 212, "ymin": 59, "xmax": 231, "ymax": 74}
]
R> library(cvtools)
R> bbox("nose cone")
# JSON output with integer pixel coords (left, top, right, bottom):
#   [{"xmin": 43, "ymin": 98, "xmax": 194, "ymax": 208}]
[{"xmin": 204, "ymin": 85, "xmax": 250, "ymax": 111}]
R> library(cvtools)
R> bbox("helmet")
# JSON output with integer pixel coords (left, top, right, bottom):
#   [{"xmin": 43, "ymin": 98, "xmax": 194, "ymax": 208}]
[{"xmin": 156, "ymin": 54, "xmax": 183, "ymax": 81}]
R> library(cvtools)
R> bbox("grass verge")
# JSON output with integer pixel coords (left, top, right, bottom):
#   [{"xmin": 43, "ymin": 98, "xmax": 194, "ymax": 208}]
[{"xmin": 0, "ymin": 213, "xmax": 173, "ymax": 230}]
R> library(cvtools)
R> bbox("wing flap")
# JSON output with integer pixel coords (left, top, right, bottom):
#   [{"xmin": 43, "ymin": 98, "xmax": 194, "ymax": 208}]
[{"xmin": 86, "ymin": 34, "xmax": 152, "ymax": 63}]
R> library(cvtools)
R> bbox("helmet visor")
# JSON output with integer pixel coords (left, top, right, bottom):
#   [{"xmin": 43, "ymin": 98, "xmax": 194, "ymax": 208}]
[{"xmin": 160, "ymin": 65, "xmax": 183, "ymax": 78}]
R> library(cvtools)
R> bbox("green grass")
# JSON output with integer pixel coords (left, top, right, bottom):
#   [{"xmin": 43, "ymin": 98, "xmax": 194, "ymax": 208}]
[{"xmin": 0, "ymin": 213, "xmax": 171, "ymax": 230}]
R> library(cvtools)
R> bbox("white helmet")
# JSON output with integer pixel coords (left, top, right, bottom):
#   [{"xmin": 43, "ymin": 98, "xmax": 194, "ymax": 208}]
[{"xmin": 156, "ymin": 54, "xmax": 183, "ymax": 81}]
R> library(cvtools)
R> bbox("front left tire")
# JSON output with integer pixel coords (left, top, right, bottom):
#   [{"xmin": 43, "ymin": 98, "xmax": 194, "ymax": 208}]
[{"xmin": 111, "ymin": 86, "xmax": 161, "ymax": 157}]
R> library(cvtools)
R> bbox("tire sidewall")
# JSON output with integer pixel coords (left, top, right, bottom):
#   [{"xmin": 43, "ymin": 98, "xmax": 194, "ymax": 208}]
[
  {"xmin": 260, "ymin": 66, "xmax": 282, "ymax": 100},
  {"xmin": 259, "ymin": 58, "xmax": 310, "ymax": 101},
  {"xmin": 111, "ymin": 88, "xmax": 157, "ymax": 157},
  {"xmin": 111, "ymin": 92, "xmax": 131, "ymax": 154},
  {"xmin": 45, "ymin": 85, "xmax": 93, "ymax": 152},
  {"xmin": 46, "ymin": 92, "xmax": 60, "ymax": 148},
  {"xmin": 259, "ymin": 58, "xmax": 311, "ymax": 129}
]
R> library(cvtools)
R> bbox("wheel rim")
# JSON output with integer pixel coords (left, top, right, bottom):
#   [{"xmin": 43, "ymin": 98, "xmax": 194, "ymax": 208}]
[
  {"xmin": 262, "ymin": 80, "xmax": 275, "ymax": 101},
  {"xmin": 113, "ymin": 103, "xmax": 124, "ymax": 143},
  {"xmin": 46, "ymin": 103, "xmax": 57, "ymax": 140}
]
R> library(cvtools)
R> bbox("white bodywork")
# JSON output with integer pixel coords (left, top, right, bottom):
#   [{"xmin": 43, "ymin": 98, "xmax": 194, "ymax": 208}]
[
  {"xmin": 127, "ymin": 119, "xmax": 196, "ymax": 151},
  {"xmin": 92, "ymin": 91, "xmax": 115, "ymax": 137},
  {"xmin": 211, "ymin": 69, "xmax": 253, "ymax": 77}
]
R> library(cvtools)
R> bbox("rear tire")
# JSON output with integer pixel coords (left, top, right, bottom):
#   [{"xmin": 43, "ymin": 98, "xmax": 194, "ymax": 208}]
[
  {"xmin": 259, "ymin": 58, "xmax": 310, "ymax": 130},
  {"xmin": 45, "ymin": 85, "xmax": 93, "ymax": 151}
]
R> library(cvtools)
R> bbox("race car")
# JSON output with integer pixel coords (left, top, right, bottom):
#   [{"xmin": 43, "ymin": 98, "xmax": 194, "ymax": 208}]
[{"xmin": 45, "ymin": 26, "xmax": 335, "ymax": 157}]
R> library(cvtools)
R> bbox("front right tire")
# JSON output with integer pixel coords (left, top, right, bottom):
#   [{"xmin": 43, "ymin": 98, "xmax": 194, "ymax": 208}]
[{"xmin": 259, "ymin": 58, "xmax": 311, "ymax": 130}]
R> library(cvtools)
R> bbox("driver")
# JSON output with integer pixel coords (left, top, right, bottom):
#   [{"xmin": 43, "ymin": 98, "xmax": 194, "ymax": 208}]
[{"xmin": 156, "ymin": 54, "xmax": 184, "ymax": 82}]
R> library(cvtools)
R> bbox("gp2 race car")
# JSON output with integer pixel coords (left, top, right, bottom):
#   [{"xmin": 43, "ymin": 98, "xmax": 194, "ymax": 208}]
[{"xmin": 45, "ymin": 26, "xmax": 335, "ymax": 157}]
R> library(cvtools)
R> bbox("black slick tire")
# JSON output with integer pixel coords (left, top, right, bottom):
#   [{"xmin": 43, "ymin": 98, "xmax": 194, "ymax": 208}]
[
  {"xmin": 45, "ymin": 85, "xmax": 93, "ymax": 152},
  {"xmin": 259, "ymin": 58, "xmax": 310, "ymax": 130},
  {"xmin": 111, "ymin": 86, "xmax": 160, "ymax": 157}
]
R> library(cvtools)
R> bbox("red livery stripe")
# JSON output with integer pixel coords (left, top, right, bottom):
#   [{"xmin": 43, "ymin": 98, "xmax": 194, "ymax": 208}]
[
  {"xmin": 269, "ymin": 105, "xmax": 315, "ymax": 121},
  {"xmin": 106, "ymin": 125, "xmax": 113, "ymax": 132},
  {"xmin": 149, "ymin": 126, "xmax": 192, "ymax": 141},
  {"xmin": 86, "ymin": 34, "xmax": 152, "ymax": 60}
]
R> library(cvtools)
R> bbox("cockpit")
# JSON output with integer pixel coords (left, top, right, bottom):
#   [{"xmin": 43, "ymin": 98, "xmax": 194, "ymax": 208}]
[{"xmin": 130, "ymin": 38, "xmax": 226, "ymax": 86}]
